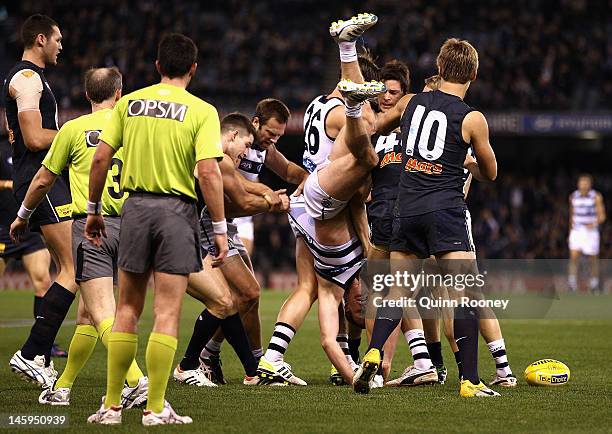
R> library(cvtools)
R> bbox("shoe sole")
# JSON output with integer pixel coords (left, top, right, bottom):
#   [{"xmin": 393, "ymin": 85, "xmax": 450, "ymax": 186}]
[
  {"xmin": 330, "ymin": 15, "xmax": 378, "ymax": 41},
  {"xmin": 10, "ymin": 364, "xmax": 46, "ymax": 387},
  {"xmin": 398, "ymin": 372, "xmax": 439, "ymax": 387},
  {"xmin": 490, "ymin": 381, "xmax": 518, "ymax": 388},
  {"xmin": 256, "ymin": 370, "xmax": 289, "ymax": 386},
  {"xmin": 353, "ymin": 361, "xmax": 378, "ymax": 394}
]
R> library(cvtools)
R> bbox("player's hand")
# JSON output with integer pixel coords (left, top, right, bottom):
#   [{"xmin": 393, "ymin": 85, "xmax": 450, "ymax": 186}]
[
  {"xmin": 264, "ymin": 189, "xmax": 285, "ymax": 209},
  {"xmin": 270, "ymin": 190, "xmax": 290, "ymax": 213},
  {"xmin": 464, "ymin": 153, "xmax": 477, "ymax": 168},
  {"xmin": 84, "ymin": 214, "xmax": 107, "ymax": 248},
  {"xmin": 292, "ymin": 176, "xmax": 308, "ymax": 197},
  {"xmin": 211, "ymin": 233, "xmax": 228, "ymax": 267},
  {"xmin": 9, "ymin": 217, "xmax": 29, "ymax": 244}
]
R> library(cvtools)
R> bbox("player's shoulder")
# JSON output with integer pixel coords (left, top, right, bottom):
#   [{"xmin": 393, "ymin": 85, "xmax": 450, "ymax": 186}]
[{"xmin": 8, "ymin": 67, "xmax": 43, "ymax": 89}]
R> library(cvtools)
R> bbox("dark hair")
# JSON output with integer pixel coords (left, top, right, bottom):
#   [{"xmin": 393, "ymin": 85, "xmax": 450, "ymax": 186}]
[
  {"xmin": 84, "ymin": 67, "xmax": 122, "ymax": 103},
  {"xmin": 157, "ymin": 33, "xmax": 198, "ymax": 78},
  {"xmin": 21, "ymin": 14, "xmax": 58, "ymax": 49},
  {"xmin": 253, "ymin": 98, "xmax": 290, "ymax": 125},
  {"xmin": 358, "ymin": 49, "xmax": 381, "ymax": 82},
  {"xmin": 221, "ymin": 112, "xmax": 258, "ymax": 140},
  {"xmin": 381, "ymin": 60, "xmax": 410, "ymax": 94}
]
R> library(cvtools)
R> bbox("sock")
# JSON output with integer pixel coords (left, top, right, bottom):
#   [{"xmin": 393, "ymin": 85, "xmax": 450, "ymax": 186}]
[
  {"xmin": 34, "ymin": 295, "xmax": 44, "ymax": 318},
  {"xmin": 454, "ymin": 306, "xmax": 480, "ymax": 384},
  {"xmin": 221, "ymin": 313, "xmax": 258, "ymax": 377},
  {"xmin": 568, "ymin": 274, "xmax": 577, "ymax": 290},
  {"xmin": 22, "ymin": 282, "xmax": 75, "ymax": 365},
  {"xmin": 345, "ymin": 103, "xmax": 363, "ymax": 118},
  {"xmin": 454, "ymin": 350, "xmax": 463, "ymax": 378},
  {"xmin": 487, "ymin": 338, "xmax": 513, "ymax": 377},
  {"xmin": 55, "ymin": 325, "xmax": 98, "ymax": 389},
  {"xmin": 251, "ymin": 348, "xmax": 263, "ymax": 361},
  {"xmin": 336, "ymin": 334, "xmax": 354, "ymax": 365},
  {"xmin": 405, "ymin": 329, "xmax": 432, "ymax": 370},
  {"xmin": 146, "ymin": 332, "xmax": 177, "ymax": 414},
  {"xmin": 589, "ymin": 277, "xmax": 599, "ymax": 290},
  {"xmin": 200, "ymin": 338, "xmax": 222, "ymax": 359},
  {"xmin": 264, "ymin": 322, "xmax": 295, "ymax": 363},
  {"xmin": 376, "ymin": 350, "xmax": 385, "ymax": 375},
  {"xmin": 97, "ymin": 317, "xmax": 144, "ymax": 388},
  {"xmin": 339, "ymin": 41, "xmax": 357, "ymax": 62},
  {"xmin": 180, "ymin": 310, "xmax": 222, "ymax": 371},
  {"xmin": 368, "ymin": 306, "xmax": 402, "ymax": 351},
  {"xmin": 105, "ymin": 332, "xmax": 137, "ymax": 408},
  {"xmin": 348, "ymin": 337, "xmax": 361, "ymax": 363},
  {"xmin": 427, "ymin": 341, "xmax": 444, "ymax": 368}
]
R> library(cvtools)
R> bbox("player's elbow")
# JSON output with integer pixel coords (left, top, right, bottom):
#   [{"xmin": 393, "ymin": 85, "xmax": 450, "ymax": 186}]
[{"xmin": 23, "ymin": 136, "xmax": 45, "ymax": 152}]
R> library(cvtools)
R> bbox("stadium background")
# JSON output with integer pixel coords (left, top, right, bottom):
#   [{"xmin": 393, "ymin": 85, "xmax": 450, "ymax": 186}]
[{"xmin": 1, "ymin": 0, "xmax": 611, "ymax": 288}]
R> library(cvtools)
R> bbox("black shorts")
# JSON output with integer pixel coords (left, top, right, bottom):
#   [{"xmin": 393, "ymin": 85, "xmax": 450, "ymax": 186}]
[
  {"xmin": 390, "ymin": 206, "xmax": 474, "ymax": 258},
  {"xmin": 14, "ymin": 177, "xmax": 72, "ymax": 231},
  {"xmin": 0, "ymin": 226, "xmax": 46, "ymax": 258},
  {"xmin": 370, "ymin": 214, "xmax": 393, "ymax": 248}
]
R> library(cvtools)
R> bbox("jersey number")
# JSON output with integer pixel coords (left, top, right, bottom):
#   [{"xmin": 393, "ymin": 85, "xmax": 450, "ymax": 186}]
[
  {"xmin": 405, "ymin": 105, "xmax": 447, "ymax": 161},
  {"xmin": 107, "ymin": 158, "xmax": 123, "ymax": 199},
  {"xmin": 304, "ymin": 105, "xmax": 321, "ymax": 155}
]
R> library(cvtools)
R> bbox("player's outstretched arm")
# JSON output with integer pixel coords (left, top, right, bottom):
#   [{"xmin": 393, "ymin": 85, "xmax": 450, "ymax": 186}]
[
  {"xmin": 265, "ymin": 144, "xmax": 309, "ymax": 185},
  {"xmin": 85, "ymin": 141, "xmax": 116, "ymax": 246},
  {"xmin": 463, "ymin": 111, "xmax": 497, "ymax": 181},
  {"xmin": 376, "ymin": 94, "xmax": 413, "ymax": 135}
]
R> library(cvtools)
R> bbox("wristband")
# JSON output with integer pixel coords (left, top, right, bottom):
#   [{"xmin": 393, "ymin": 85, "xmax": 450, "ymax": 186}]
[
  {"xmin": 86, "ymin": 200, "xmax": 103, "ymax": 215},
  {"xmin": 212, "ymin": 220, "xmax": 227, "ymax": 235},
  {"xmin": 17, "ymin": 203, "xmax": 34, "ymax": 220}
]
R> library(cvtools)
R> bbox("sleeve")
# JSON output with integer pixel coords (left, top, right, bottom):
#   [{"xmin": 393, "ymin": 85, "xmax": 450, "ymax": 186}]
[
  {"xmin": 194, "ymin": 105, "xmax": 223, "ymax": 161},
  {"xmin": 42, "ymin": 122, "xmax": 73, "ymax": 176},
  {"xmin": 99, "ymin": 98, "xmax": 125, "ymax": 150},
  {"xmin": 9, "ymin": 69, "xmax": 43, "ymax": 113}
]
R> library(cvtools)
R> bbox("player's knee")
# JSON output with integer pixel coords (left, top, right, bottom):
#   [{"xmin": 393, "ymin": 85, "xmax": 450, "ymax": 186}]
[
  {"xmin": 296, "ymin": 282, "xmax": 318, "ymax": 305},
  {"xmin": 209, "ymin": 294, "xmax": 235, "ymax": 319},
  {"xmin": 320, "ymin": 335, "xmax": 337, "ymax": 354},
  {"xmin": 239, "ymin": 281, "xmax": 261, "ymax": 307}
]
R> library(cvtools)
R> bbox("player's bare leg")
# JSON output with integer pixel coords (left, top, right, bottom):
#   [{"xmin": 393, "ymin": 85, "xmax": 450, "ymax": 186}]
[
  {"xmin": 22, "ymin": 249, "xmax": 52, "ymax": 297},
  {"xmin": 568, "ymin": 249, "xmax": 580, "ymax": 292},
  {"xmin": 588, "ymin": 254, "xmax": 600, "ymax": 292}
]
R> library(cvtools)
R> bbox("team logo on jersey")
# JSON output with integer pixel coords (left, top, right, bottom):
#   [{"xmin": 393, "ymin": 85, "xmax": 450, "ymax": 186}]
[
  {"xmin": 85, "ymin": 130, "xmax": 102, "ymax": 147},
  {"xmin": 238, "ymin": 159, "xmax": 264, "ymax": 174},
  {"xmin": 127, "ymin": 99, "xmax": 188, "ymax": 122},
  {"xmin": 404, "ymin": 157, "xmax": 443, "ymax": 175},
  {"xmin": 379, "ymin": 151, "xmax": 402, "ymax": 168}
]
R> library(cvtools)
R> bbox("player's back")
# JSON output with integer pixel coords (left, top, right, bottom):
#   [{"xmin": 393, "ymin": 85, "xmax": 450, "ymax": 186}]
[
  {"xmin": 302, "ymin": 95, "xmax": 344, "ymax": 173},
  {"xmin": 396, "ymin": 90, "xmax": 473, "ymax": 217}
]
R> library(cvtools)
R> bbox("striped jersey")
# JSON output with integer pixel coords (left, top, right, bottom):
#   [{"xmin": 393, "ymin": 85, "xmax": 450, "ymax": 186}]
[
  {"xmin": 302, "ymin": 95, "xmax": 344, "ymax": 173},
  {"xmin": 571, "ymin": 190, "xmax": 598, "ymax": 229},
  {"xmin": 238, "ymin": 145, "xmax": 266, "ymax": 182}
]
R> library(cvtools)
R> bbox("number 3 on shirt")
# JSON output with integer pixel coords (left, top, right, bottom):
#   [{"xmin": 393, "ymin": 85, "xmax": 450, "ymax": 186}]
[{"xmin": 107, "ymin": 158, "xmax": 123, "ymax": 199}]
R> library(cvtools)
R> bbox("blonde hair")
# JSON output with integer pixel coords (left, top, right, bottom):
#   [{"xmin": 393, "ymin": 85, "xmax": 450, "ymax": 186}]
[
  {"xmin": 436, "ymin": 38, "xmax": 478, "ymax": 84},
  {"xmin": 424, "ymin": 74, "xmax": 441, "ymax": 91}
]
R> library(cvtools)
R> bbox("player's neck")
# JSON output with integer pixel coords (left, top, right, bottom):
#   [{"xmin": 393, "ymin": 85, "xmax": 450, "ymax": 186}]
[
  {"xmin": 21, "ymin": 50, "xmax": 46, "ymax": 69},
  {"xmin": 328, "ymin": 88, "xmax": 343, "ymax": 99},
  {"xmin": 90, "ymin": 99, "xmax": 115, "ymax": 113},
  {"xmin": 160, "ymin": 75, "xmax": 190, "ymax": 89},
  {"xmin": 438, "ymin": 81, "xmax": 469, "ymax": 100}
]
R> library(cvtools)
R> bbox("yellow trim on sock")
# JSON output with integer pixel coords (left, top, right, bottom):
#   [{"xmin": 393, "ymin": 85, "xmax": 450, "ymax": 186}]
[
  {"xmin": 149, "ymin": 332, "xmax": 178, "ymax": 350},
  {"xmin": 75, "ymin": 324, "xmax": 99, "ymax": 338}
]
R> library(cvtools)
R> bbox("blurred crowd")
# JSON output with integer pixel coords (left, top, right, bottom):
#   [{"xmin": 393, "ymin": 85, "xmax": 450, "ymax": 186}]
[
  {"xmin": 1, "ymin": 0, "xmax": 611, "ymax": 111},
  {"xmin": 251, "ymin": 170, "xmax": 612, "ymax": 271}
]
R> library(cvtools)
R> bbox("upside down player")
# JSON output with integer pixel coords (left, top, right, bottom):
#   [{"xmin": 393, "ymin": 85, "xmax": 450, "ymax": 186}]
[
  {"xmin": 175, "ymin": 113, "xmax": 290, "ymax": 387},
  {"xmin": 257, "ymin": 49, "xmax": 382, "ymax": 385},
  {"xmin": 10, "ymin": 67, "xmax": 148, "ymax": 407},
  {"xmin": 355, "ymin": 38, "xmax": 501, "ymax": 397},
  {"xmin": 5, "ymin": 14, "xmax": 78, "ymax": 387}
]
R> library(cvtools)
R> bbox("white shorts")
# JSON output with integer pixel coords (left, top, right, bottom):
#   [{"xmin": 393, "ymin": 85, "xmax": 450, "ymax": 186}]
[
  {"xmin": 289, "ymin": 195, "xmax": 364, "ymax": 290},
  {"xmin": 303, "ymin": 169, "xmax": 348, "ymax": 221},
  {"xmin": 233, "ymin": 216, "xmax": 254, "ymax": 241},
  {"xmin": 569, "ymin": 228, "xmax": 599, "ymax": 256}
]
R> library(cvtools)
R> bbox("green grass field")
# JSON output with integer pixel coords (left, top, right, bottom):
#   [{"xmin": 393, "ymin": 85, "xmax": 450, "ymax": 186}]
[{"xmin": 1, "ymin": 290, "xmax": 611, "ymax": 433}]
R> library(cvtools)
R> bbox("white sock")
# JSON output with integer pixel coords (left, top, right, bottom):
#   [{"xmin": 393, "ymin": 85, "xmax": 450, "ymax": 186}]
[
  {"xmin": 345, "ymin": 102, "xmax": 363, "ymax": 118},
  {"xmin": 487, "ymin": 338, "xmax": 513, "ymax": 377},
  {"xmin": 200, "ymin": 338, "xmax": 222, "ymax": 359},
  {"xmin": 589, "ymin": 277, "xmax": 599, "ymax": 290},
  {"xmin": 264, "ymin": 322, "xmax": 296, "ymax": 363},
  {"xmin": 568, "ymin": 274, "xmax": 577, "ymax": 290},
  {"xmin": 339, "ymin": 41, "xmax": 357, "ymax": 63},
  {"xmin": 336, "ymin": 333, "xmax": 355, "ymax": 365},
  {"xmin": 404, "ymin": 329, "xmax": 432, "ymax": 370}
]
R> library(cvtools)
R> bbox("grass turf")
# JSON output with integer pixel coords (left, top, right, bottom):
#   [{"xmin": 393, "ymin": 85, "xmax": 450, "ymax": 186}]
[{"xmin": 0, "ymin": 290, "xmax": 611, "ymax": 433}]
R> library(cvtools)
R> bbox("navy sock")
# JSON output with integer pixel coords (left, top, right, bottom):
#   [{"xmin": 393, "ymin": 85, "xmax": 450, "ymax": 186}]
[
  {"xmin": 376, "ymin": 350, "xmax": 385, "ymax": 375},
  {"xmin": 180, "ymin": 310, "xmax": 222, "ymax": 371},
  {"xmin": 221, "ymin": 313, "xmax": 257, "ymax": 377},
  {"xmin": 427, "ymin": 341, "xmax": 443, "ymax": 368},
  {"xmin": 454, "ymin": 306, "xmax": 479, "ymax": 384},
  {"xmin": 454, "ymin": 350, "xmax": 463, "ymax": 378},
  {"xmin": 21, "ymin": 283, "xmax": 75, "ymax": 366},
  {"xmin": 348, "ymin": 337, "xmax": 361, "ymax": 363},
  {"xmin": 368, "ymin": 306, "xmax": 402, "ymax": 351},
  {"xmin": 33, "ymin": 296, "xmax": 44, "ymax": 318}
]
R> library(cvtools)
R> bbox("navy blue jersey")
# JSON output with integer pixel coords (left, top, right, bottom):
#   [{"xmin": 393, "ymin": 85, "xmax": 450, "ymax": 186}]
[
  {"xmin": 2, "ymin": 61, "xmax": 58, "ymax": 191},
  {"xmin": 396, "ymin": 90, "xmax": 473, "ymax": 217},
  {"xmin": 369, "ymin": 132, "xmax": 402, "ymax": 218}
]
